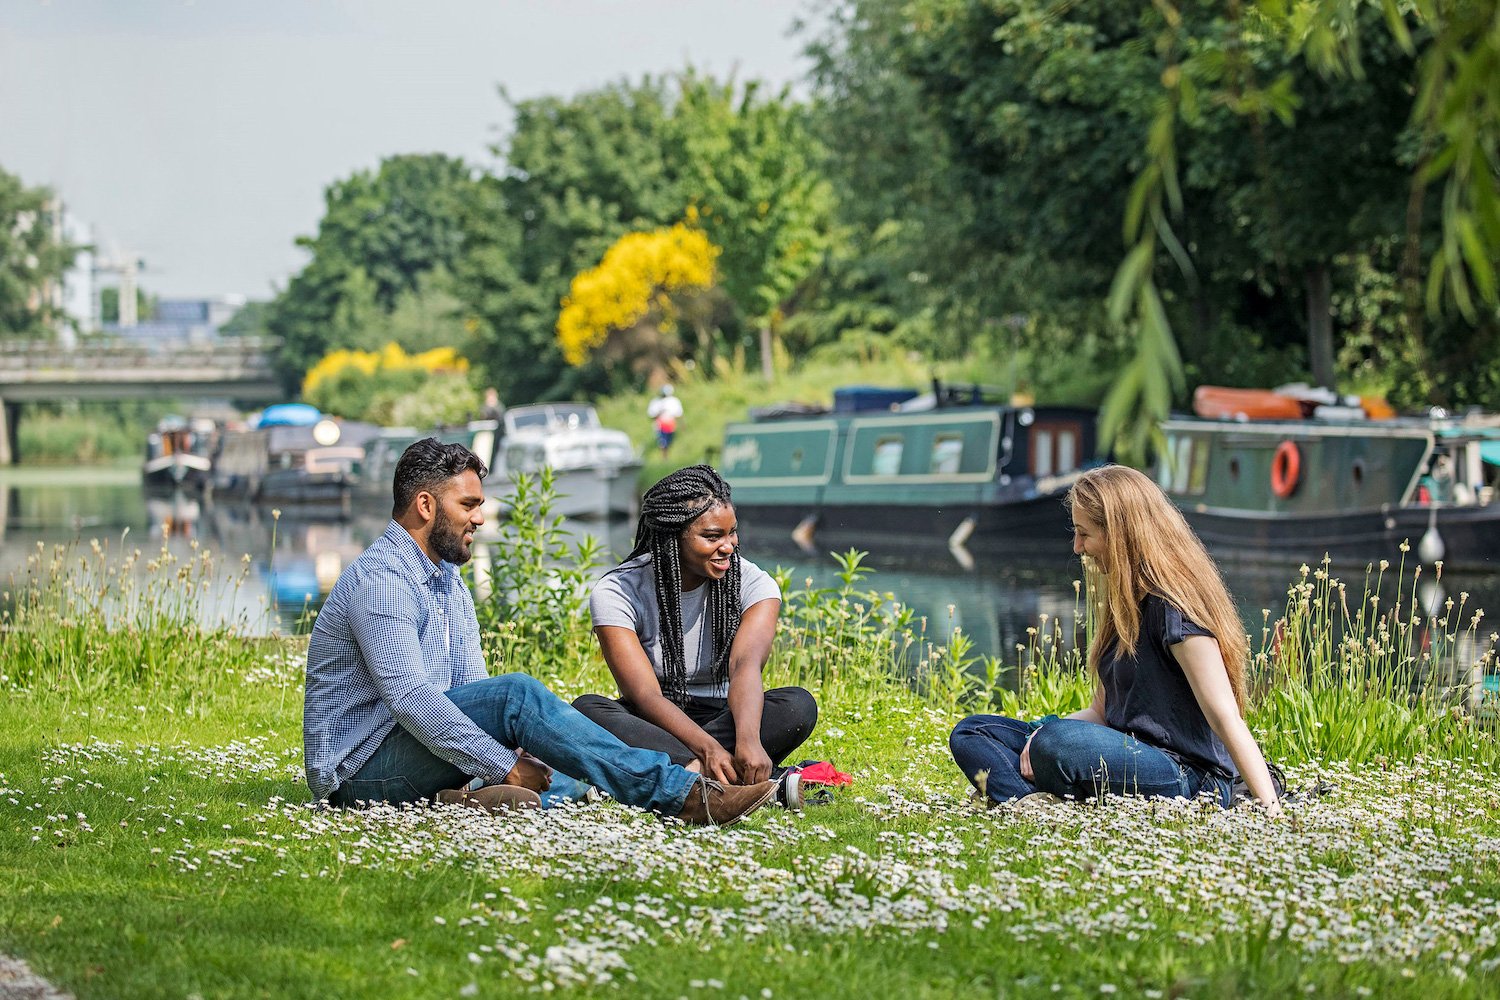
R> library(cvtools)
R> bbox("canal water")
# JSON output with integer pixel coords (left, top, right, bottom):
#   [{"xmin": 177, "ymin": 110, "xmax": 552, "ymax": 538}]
[{"xmin": 5, "ymin": 467, "xmax": 1498, "ymax": 664}]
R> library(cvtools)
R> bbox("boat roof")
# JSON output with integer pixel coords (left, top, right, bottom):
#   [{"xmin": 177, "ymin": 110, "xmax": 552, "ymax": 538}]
[{"xmin": 505, "ymin": 402, "xmax": 602, "ymax": 433}]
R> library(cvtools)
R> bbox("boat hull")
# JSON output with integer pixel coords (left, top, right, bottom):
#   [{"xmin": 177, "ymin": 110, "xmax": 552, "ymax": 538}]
[
  {"xmin": 1176, "ymin": 504, "xmax": 1500, "ymax": 572},
  {"xmin": 491, "ymin": 462, "xmax": 642, "ymax": 522},
  {"xmin": 721, "ymin": 401, "xmax": 1100, "ymax": 565},
  {"xmin": 732, "ymin": 493, "xmax": 1077, "ymax": 563},
  {"xmin": 143, "ymin": 451, "xmax": 212, "ymax": 493}
]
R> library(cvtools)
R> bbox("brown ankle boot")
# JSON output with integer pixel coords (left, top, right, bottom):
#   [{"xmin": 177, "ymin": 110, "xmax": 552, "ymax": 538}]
[
  {"xmin": 674, "ymin": 778, "xmax": 777, "ymax": 827},
  {"xmin": 435, "ymin": 784, "xmax": 541, "ymax": 813}
]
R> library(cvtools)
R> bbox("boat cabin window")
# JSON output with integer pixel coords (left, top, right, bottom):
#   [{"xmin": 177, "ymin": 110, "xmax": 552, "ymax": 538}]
[
  {"xmin": 1157, "ymin": 433, "xmax": 1210, "ymax": 495},
  {"xmin": 1030, "ymin": 422, "xmax": 1080, "ymax": 477},
  {"xmin": 930, "ymin": 434, "xmax": 964, "ymax": 475},
  {"xmin": 872, "ymin": 436, "xmax": 905, "ymax": 476},
  {"xmin": 505, "ymin": 443, "xmax": 548, "ymax": 472}
]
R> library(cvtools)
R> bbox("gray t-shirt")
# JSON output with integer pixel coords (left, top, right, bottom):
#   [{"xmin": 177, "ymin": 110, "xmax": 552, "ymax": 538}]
[{"xmin": 590, "ymin": 553, "xmax": 781, "ymax": 699}]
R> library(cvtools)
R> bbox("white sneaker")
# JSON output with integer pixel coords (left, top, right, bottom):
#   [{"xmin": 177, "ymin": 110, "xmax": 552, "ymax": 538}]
[{"xmin": 776, "ymin": 768, "xmax": 803, "ymax": 811}]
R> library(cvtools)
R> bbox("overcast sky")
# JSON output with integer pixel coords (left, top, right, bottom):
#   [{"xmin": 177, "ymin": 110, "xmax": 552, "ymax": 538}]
[{"xmin": 0, "ymin": 0, "xmax": 817, "ymax": 300}]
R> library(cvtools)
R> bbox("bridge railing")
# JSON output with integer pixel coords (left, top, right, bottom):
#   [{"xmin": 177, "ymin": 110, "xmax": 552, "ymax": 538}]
[{"xmin": 0, "ymin": 336, "xmax": 279, "ymax": 371}]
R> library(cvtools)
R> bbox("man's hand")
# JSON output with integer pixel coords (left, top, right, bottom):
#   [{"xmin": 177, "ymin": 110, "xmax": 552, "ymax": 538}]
[
  {"xmin": 698, "ymin": 742, "xmax": 739, "ymax": 785},
  {"xmin": 503, "ymin": 751, "xmax": 552, "ymax": 792},
  {"xmin": 1019, "ymin": 729, "xmax": 1038, "ymax": 783},
  {"xmin": 732, "ymin": 740, "xmax": 773, "ymax": 785}
]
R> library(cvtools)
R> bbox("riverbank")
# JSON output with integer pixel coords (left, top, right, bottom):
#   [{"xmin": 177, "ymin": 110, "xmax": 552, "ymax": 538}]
[{"xmin": 1, "ymin": 538, "xmax": 1497, "ymax": 998}]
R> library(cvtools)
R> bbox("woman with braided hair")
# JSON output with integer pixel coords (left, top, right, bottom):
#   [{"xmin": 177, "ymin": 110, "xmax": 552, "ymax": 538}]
[{"xmin": 574, "ymin": 465, "xmax": 818, "ymax": 803}]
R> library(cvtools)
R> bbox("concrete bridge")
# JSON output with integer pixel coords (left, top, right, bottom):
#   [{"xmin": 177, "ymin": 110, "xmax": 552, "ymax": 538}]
[{"xmin": 0, "ymin": 337, "xmax": 285, "ymax": 463}]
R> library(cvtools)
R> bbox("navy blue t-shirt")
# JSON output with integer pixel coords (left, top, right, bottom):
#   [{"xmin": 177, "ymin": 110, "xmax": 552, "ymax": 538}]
[{"xmin": 1099, "ymin": 594, "xmax": 1238, "ymax": 779}]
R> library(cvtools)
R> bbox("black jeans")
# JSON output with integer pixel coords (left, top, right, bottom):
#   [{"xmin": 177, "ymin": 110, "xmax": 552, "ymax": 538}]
[{"xmin": 572, "ymin": 687, "xmax": 818, "ymax": 767}]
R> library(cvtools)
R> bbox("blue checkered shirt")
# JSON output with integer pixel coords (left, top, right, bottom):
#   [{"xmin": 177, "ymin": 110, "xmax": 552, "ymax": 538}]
[{"xmin": 302, "ymin": 520, "xmax": 518, "ymax": 801}]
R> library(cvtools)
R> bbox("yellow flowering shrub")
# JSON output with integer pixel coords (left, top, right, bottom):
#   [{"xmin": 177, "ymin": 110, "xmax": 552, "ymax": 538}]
[
  {"xmin": 303, "ymin": 343, "xmax": 468, "ymax": 398},
  {"xmin": 302, "ymin": 342, "xmax": 473, "ymax": 425},
  {"xmin": 556, "ymin": 224, "xmax": 720, "ymax": 366}
]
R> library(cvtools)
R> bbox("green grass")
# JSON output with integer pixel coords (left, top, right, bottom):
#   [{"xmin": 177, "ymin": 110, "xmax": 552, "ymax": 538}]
[{"xmin": 2, "ymin": 533, "xmax": 1500, "ymax": 998}]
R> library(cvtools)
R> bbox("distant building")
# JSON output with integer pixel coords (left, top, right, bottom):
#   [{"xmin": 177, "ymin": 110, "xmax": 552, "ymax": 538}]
[{"xmin": 104, "ymin": 294, "xmax": 248, "ymax": 346}]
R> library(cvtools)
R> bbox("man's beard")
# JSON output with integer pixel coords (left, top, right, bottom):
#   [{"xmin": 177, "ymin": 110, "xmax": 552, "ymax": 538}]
[{"xmin": 430, "ymin": 505, "xmax": 472, "ymax": 565}]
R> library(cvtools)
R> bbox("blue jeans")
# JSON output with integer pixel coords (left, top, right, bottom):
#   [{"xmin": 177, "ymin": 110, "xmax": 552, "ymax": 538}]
[
  {"xmin": 331, "ymin": 674, "xmax": 698, "ymax": 814},
  {"xmin": 949, "ymin": 715, "xmax": 1231, "ymax": 806}
]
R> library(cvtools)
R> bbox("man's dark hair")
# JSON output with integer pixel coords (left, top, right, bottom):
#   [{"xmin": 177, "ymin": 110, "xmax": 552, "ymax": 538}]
[
  {"xmin": 391, "ymin": 438, "xmax": 487, "ymax": 518},
  {"xmin": 621, "ymin": 464, "xmax": 739, "ymax": 705}
]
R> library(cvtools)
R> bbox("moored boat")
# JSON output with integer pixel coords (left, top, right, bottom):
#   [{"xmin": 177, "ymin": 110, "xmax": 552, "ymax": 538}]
[
  {"xmin": 719, "ymin": 383, "xmax": 1101, "ymax": 564},
  {"xmin": 352, "ymin": 406, "xmax": 640, "ymax": 523},
  {"xmin": 142, "ymin": 415, "xmax": 215, "ymax": 493},
  {"xmin": 1159, "ymin": 391, "xmax": 1500, "ymax": 570},
  {"xmin": 488, "ymin": 403, "xmax": 641, "ymax": 521},
  {"xmin": 212, "ymin": 406, "xmax": 381, "ymax": 512}
]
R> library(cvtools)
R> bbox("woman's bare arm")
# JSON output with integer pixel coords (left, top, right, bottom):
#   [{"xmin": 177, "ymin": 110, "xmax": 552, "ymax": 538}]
[
  {"xmin": 593, "ymin": 625, "xmax": 739, "ymax": 782},
  {"xmin": 724, "ymin": 598, "xmax": 780, "ymax": 783},
  {"xmin": 1173, "ymin": 635, "xmax": 1281, "ymax": 813}
]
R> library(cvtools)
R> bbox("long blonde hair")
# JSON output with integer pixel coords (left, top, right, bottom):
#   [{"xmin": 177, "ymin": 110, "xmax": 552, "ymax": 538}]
[{"xmin": 1065, "ymin": 465, "xmax": 1250, "ymax": 712}]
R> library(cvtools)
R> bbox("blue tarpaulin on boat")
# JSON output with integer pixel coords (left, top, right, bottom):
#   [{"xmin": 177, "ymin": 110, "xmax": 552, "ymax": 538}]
[
  {"xmin": 1481, "ymin": 442, "xmax": 1500, "ymax": 466},
  {"xmin": 255, "ymin": 403, "xmax": 322, "ymax": 428}
]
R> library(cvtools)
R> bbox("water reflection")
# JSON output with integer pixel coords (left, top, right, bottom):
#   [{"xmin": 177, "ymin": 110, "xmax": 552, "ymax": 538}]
[{"xmin": 2, "ymin": 470, "xmax": 1499, "ymax": 663}]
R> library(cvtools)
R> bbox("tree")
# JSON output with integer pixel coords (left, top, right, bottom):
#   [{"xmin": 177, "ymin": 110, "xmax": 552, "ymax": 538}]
[
  {"xmin": 0, "ymin": 164, "xmax": 78, "ymax": 340},
  {"xmin": 1104, "ymin": 0, "xmax": 1500, "ymax": 457},
  {"xmin": 811, "ymin": 1, "xmax": 1497, "ymax": 459},
  {"xmin": 556, "ymin": 223, "xmax": 721, "ymax": 382},
  {"xmin": 265, "ymin": 153, "xmax": 478, "ymax": 390},
  {"xmin": 454, "ymin": 73, "xmax": 837, "ymax": 400},
  {"xmin": 667, "ymin": 74, "xmax": 835, "ymax": 379},
  {"xmin": 219, "ymin": 300, "xmax": 270, "ymax": 339},
  {"xmin": 455, "ymin": 80, "xmax": 685, "ymax": 403},
  {"xmin": 302, "ymin": 342, "xmax": 477, "ymax": 426}
]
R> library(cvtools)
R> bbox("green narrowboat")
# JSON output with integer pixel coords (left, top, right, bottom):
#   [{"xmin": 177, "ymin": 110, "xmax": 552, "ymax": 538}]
[
  {"xmin": 720, "ymin": 385, "xmax": 1100, "ymax": 561},
  {"xmin": 1158, "ymin": 408, "xmax": 1500, "ymax": 571}
]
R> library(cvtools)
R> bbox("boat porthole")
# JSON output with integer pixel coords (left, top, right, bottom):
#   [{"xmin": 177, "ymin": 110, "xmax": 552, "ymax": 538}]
[
  {"xmin": 1351, "ymin": 458, "xmax": 1365, "ymax": 488},
  {"xmin": 1271, "ymin": 440, "xmax": 1301, "ymax": 499},
  {"xmin": 1228, "ymin": 457, "xmax": 1241, "ymax": 481},
  {"xmin": 790, "ymin": 448, "xmax": 804, "ymax": 472}
]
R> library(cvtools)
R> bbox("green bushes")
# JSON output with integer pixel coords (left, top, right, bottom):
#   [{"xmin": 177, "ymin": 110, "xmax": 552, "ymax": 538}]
[{"xmin": 18, "ymin": 408, "xmax": 145, "ymax": 464}]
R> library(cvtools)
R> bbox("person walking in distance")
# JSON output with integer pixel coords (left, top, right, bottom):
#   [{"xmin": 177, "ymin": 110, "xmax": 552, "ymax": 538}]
[{"xmin": 647, "ymin": 384, "xmax": 684, "ymax": 457}]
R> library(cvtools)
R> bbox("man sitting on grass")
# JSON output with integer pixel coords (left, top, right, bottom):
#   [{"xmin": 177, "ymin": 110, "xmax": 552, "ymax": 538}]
[{"xmin": 302, "ymin": 437, "xmax": 777, "ymax": 826}]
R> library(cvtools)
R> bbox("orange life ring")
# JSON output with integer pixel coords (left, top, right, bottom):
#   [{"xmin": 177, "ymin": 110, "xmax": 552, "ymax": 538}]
[{"xmin": 1271, "ymin": 440, "xmax": 1301, "ymax": 498}]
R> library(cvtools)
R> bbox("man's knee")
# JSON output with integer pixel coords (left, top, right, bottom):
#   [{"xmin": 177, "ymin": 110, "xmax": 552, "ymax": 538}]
[{"xmin": 478, "ymin": 672, "xmax": 557, "ymax": 711}]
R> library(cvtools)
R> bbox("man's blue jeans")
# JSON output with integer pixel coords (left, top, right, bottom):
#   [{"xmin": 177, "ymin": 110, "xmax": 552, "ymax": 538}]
[
  {"xmin": 330, "ymin": 674, "xmax": 698, "ymax": 814},
  {"xmin": 949, "ymin": 714, "xmax": 1231, "ymax": 806}
]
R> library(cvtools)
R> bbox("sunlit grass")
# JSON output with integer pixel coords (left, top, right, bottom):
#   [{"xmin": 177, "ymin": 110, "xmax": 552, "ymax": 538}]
[{"xmin": 1, "ymin": 529, "xmax": 1498, "ymax": 998}]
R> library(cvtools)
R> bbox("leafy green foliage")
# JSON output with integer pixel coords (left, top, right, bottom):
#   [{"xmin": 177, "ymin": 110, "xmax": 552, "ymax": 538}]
[
  {"xmin": 264, "ymin": 154, "xmax": 479, "ymax": 390},
  {"xmin": 453, "ymin": 73, "xmax": 837, "ymax": 400},
  {"xmin": 0, "ymin": 164, "xmax": 77, "ymax": 339},
  {"xmin": 474, "ymin": 470, "xmax": 609, "ymax": 675}
]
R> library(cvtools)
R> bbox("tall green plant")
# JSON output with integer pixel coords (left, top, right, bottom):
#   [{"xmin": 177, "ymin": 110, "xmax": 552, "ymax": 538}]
[
  {"xmin": 474, "ymin": 470, "xmax": 608, "ymax": 682},
  {"xmin": 1252, "ymin": 553, "xmax": 1498, "ymax": 766},
  {"xmin": 0, "ymin": 536, "xmax": 277, "ymax": 697}
]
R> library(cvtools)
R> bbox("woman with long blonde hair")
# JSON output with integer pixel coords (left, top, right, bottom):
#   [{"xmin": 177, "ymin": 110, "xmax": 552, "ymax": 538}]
[{"xmin": 949, "ymin": 465, "xmax": 1280, "ymax": 811}]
